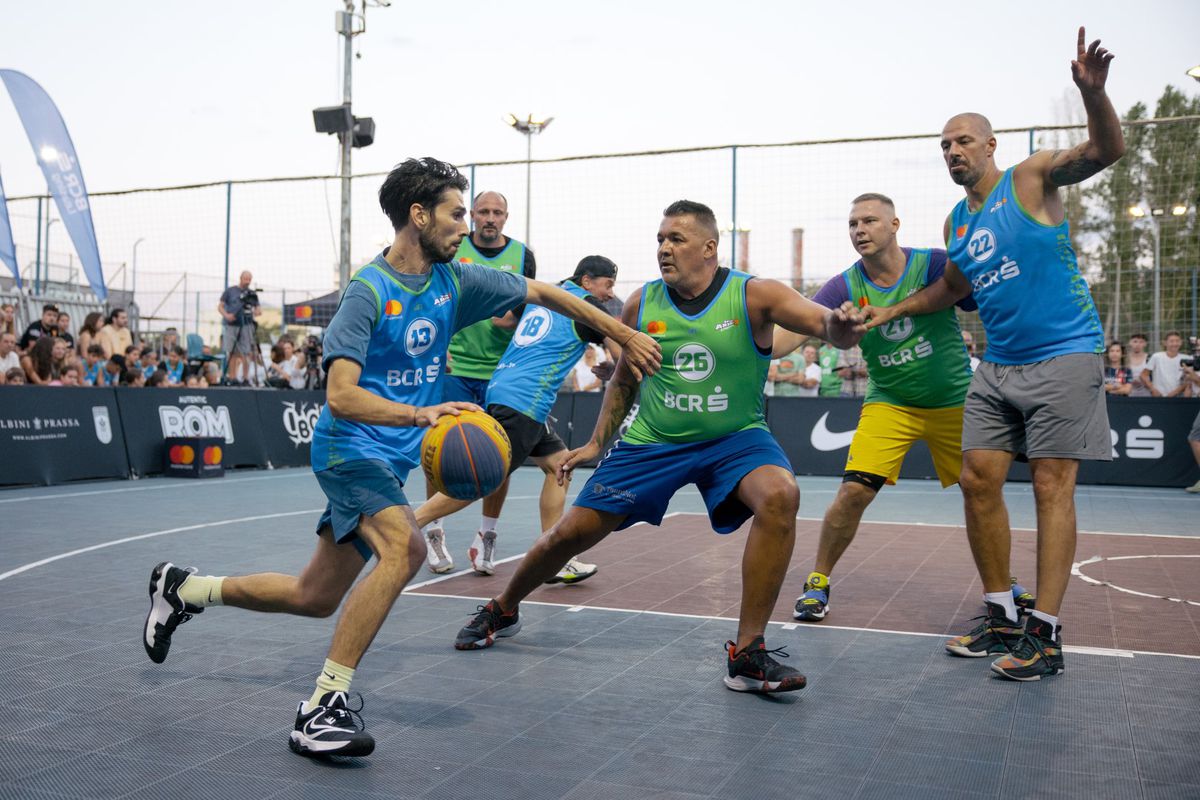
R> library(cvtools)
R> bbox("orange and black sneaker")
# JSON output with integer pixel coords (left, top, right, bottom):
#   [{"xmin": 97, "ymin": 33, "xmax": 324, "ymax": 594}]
[
  {"xmin": 723, "ymin": 636, "xmax": 806, "ymax": 694},
  {"xmin": 991, "ymin": 616, "xmax": 1064, "ymax": 681},
  {"xmin": 945, "ymin": 601, "xmax": 1023, "ymax": 658}
]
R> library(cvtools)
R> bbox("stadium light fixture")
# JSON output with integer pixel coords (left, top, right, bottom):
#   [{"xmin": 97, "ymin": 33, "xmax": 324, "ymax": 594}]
[
  {"xmin": 1187, "ymin": 65, "xmax": 1200, "ymax": 82},
  {"xmin": 505, "ymin": 114, "xmax": 555, "ymax": 246},
  {"xmin": 1127, "ymin": 205, "xmax": 1146, "ymax": 218},
  {"xmin": 1171, "ymin": 204, "xmax": 1189, "ymax": 216}
]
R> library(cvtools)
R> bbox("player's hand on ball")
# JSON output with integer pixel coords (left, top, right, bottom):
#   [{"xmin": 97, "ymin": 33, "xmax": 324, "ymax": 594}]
[
  {"xmin": 558, "ymin": 441, "xmax": 601, "ymax": 486},
  {"xmin": 414, "ymin": 401, "xmax": 481, "ymax": 428},
  {"xmin": 621, "ymin": 331, "xmax": 662, "ymax": 380}
]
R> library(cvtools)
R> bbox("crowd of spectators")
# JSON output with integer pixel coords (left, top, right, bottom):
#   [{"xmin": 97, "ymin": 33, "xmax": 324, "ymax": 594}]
[
  {"xmin": 1104, "ymin": 332, "xmax": 1197, "ymax": 398},
  {"xmin": 0, "ymin": 302, "xmax": 326, "ymax": 391}
]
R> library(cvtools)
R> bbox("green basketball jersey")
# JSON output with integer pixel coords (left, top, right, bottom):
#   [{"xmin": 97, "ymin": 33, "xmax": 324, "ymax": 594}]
[
  {"xmin": 446, "ymin": 236, "xmax": 526, "ymax": 380},
  {"xmin": 624, "ymin": 271, "xmax": 770, "ymax": 445},
  {"xmin": 846, "ymin": 248, "xmax": 972, "ymax": 408}
]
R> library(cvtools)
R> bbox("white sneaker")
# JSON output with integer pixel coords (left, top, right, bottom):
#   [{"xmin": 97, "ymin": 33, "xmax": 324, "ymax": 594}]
[
  {"xmin": 423, "ymin": 526, "xmax": 453, "ymax": 574},
  {"xmin": 546, "ymin": 557, "xmax": 598, "ymax": 585},
  {"xmin": 1186, "ymin": 479, "xmax": 1200, "ymax": 494},
  {"xmin": 468, "ymin": 530, "xmax": 497, "ymax": 575}
]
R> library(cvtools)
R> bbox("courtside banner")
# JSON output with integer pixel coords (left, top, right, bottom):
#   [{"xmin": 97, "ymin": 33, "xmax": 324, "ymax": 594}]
[
  {"xmin": 0, "ymin": 171, "xmax": 19, "ymax": 286},
  {"xmin": 115, "ymin": 387, "xmax": 268, "ymax": 476},
  {"xmin": 0, "ymin": 70, "xmax": 105, "ymax": 300},
  {"xmin": 0, "ymin": 386, "xmax": 127, "ymax": 485},
  {"xmin": 255, "ymin": 390, "xmax": 324, "ymax": 468}
]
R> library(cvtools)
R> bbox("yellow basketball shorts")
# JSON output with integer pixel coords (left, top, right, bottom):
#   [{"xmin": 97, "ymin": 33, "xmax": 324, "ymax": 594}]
[{"xmin": 845, "ymin": 403, "xmax": 964, "ymax": 488}]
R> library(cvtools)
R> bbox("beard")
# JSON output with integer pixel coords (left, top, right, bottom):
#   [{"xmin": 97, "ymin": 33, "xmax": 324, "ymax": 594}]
[{"xmin": 419, "ymin": 225, "xmax": 459, "ymax": 263}]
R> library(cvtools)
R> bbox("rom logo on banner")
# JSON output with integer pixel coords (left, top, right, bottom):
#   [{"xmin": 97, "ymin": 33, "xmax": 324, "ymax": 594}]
[{"xmin": 158, "ymin": 399, "xmax": 234, "ymax": 443}]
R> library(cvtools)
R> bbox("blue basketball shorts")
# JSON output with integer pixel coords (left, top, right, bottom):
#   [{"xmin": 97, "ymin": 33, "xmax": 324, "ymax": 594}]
[
  {"xmin": 314, "ymin": 458, "xmax": 410, "ymax": 560},
  {"xmin": 441, "ymin": 374, "xmax": 489, "ymax": 406},
  {"xmin": 574, "ymin": 427, "xmax": 793, "ymax": 533}
]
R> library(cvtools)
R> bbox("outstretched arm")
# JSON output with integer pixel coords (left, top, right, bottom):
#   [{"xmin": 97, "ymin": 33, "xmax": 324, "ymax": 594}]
[
  {"xmin": 1027, "ymin": 27, "xmax": 1125, "ymax": 189},
  {"xmin": 749, "ymin": 278, "xmax": 864, "ymax": 350}
]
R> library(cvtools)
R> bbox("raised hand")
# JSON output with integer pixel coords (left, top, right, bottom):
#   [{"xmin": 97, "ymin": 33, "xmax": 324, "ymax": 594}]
[{"xmin": 1071, "ymin": 26, "xmax": 1114, "ymax": 94}]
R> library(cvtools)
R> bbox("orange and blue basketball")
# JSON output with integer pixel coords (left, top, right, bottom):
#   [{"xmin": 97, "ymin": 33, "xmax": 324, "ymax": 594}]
[{"xmin": 420, "ymin": 410, "xmax": 512, "ymax": 501}]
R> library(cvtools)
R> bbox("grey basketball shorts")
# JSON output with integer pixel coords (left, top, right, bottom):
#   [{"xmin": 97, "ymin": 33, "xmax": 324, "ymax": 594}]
[{"xmin": 963, "ymin": 353, "xmax": 1111, "ymax": 461}]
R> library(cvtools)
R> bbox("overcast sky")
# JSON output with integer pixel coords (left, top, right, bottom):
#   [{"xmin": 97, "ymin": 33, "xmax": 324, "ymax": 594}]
[
  {"xmin": 0, "ymin": 1, "xmax": 1197, "ymax": 309},
  {"xmin": 1, "ymin": 1, "xmax": 1196, "ymax": 195}
]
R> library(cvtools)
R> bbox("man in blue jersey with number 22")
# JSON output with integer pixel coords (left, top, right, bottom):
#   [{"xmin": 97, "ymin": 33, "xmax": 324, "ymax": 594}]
[
  {"xmin": 140, "ymin": 158, "xmax": 661, "ymax": 758},
  {"xmin": 865, "ymin": 27, "xmax": 1124, "ymax": 681}
]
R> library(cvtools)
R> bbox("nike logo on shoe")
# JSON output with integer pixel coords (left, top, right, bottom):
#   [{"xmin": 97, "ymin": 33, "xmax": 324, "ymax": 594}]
[{"xmin": 810, "ymin": 412, "xmax": 856, "ymax": 451}]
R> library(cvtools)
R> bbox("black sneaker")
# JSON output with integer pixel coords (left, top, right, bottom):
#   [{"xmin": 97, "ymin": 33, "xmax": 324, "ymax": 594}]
[
  {"xmin": 289, "ymin": 691, "xmax": 375, "ymax": 757},
  {"xmin": 990, "ymin": 616, "xmax": 1064, "ymax": 681},
  {"xmin": 454, "ymin": 599, "xmax": 521, "ymax": 650},
  {"xmin": 143, "ymin": 561, "xmax": 203, "ymax": 664},
  {"xmin": 723, "ymin": 636, "xmax": 807, "ymax": 693},
  {"xmin": 944, "ymin": 601, "xmax": 1023, "ymax": 658}
]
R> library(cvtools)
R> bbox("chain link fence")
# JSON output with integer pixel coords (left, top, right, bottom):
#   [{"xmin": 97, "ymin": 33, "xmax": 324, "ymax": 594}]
[{"xmin": 3, "ymin": 115, "xmax": 1196, "ymax": 354}]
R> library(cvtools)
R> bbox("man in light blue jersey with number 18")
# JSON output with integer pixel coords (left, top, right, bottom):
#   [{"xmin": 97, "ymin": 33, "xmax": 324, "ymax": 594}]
[{"xmin": 865, "ymin": 27, "xmax": 1124, "ymax": 681}]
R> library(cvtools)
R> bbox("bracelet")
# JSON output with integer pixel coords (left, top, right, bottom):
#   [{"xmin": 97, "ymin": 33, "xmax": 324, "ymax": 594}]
[{"xmin": 622, "ymin": 330, "xmax": 639, "ymax": 347}]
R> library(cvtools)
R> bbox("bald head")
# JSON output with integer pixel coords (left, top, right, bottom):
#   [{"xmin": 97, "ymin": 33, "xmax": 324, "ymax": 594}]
[
  {"xmin": 471, "ymin": 190, "xmax": 510, "ymax": 245},
  {"xmin": 944, "ymin": 112, "xmax": 994, "ymax": 139},
  {"xmin": 239, "ymin": 271, "xmax": 252, "ymax": 288}
]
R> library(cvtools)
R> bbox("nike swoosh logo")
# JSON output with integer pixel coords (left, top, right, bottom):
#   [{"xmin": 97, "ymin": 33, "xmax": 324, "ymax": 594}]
[
  {"xmin": 810, "ymin": 412, "xmax": 856, "ymax": 451},
  {"xmin": 207, "ymin": 589, "xmax": 214, "ymax": 603}
]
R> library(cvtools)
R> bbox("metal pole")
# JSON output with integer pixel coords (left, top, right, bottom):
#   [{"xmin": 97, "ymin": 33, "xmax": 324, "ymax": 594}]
[
  {"xmin": 182, "ymin": 274, "xmax": 188, "ymax": 339},
  {"xmin": 338, "ymin": 0, "xmax": 354, "ymax": 290},
  {"xmin": 132, "ymin": 238, "xmax": 145, "ymax": 309},
  {"xmin": 1113, "ymin": 255, "xmax": 1121, "ymax": 341},
  {"xmin": 1192, "ymin": 267, "xmax": 1198, "ymax": 339},
  {"xmin": 524, "ymin": 132, "xmax": 532, "ymax": 246},
  {"xmin": 1028, "ymin": 127, "xmax": 1035, "ymax": 156},
  {"xmin": 469, "ymin": 164, "xmax": 476, "ymax": 223},
  {"xmin": 194, "ymin": 290, "xmax": 200, "ymax": 341},
  {"xmin": 730, "ymin": 146, "xmax": 738, "ymax": 270},
  {"xmin": 34, "ymin": 196, "xmax": 42, "ymax": 293},
  {"xmin": 1152, "ymin": 219, "xmax": 1161, "ymax": 347},
  {"xmin": 223, "ymin": 181, "xmax": 232, "ymax": 290},
  {"xmin": 44, "ymin": 218, "xmax": 57, "ymax": 290}
]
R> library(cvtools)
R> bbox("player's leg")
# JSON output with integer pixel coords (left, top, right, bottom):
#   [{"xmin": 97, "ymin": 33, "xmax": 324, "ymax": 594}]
[
  {"xmin": 796, "ymin": 403, "xmax": 912, "ymax": 621},
  {"xmin": 946, "ymin": 362, "xmax": 1027, "ymax": 657},
  {"xmin": 692, "ymin": 429, "xmax": 805, "ymax": 693},
  {"xmin": 991, "ymin": 354, "xmax": 1107, "ymax": 680},
  {"xmin": 455, "ymin": 437, "xmax": 677, "ymax": 650},
  {"xmin": 1185, "ymin": 412, "xmax": 1200, "ymax": 492},
  {"xmin": 413, "ymin": 492, "xmax": 473, "ymax": 573},
  {"xmin": 143, "ymin": 517, "xmax": 366, "ymax": 664},
  {"xmin": 454, "ymin": 506, "xmax": 623, "ymax": 650}
]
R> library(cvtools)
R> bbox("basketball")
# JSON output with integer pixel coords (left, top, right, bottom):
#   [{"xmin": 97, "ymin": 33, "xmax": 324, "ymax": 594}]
[{"xmin": 420, "ymin": 410, "xmax": 512, "ymax": 501}]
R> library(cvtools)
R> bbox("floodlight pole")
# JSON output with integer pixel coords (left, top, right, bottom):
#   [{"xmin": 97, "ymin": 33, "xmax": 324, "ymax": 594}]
[
  {"xmin": 505, "ymin": 114, "xmax": 553, "ymax": 247},
  {"xmin": 338, "ymin": 1, "xmax": 355, "ymax": 291}
]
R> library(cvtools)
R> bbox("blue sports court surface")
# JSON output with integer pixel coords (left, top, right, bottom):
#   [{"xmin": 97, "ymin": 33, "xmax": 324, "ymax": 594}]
[{"xmin": 1, "ymin": 467, "xmax": 1197, "ymax": 799}]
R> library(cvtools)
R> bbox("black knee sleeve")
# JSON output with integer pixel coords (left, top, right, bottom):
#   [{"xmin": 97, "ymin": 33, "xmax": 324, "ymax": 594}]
[{"xmin": 842, "ymin": 471, "xmax": 886, "ymax": 492}]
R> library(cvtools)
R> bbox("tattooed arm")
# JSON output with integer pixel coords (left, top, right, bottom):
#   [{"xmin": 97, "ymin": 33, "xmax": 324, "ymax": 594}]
[{"xmin": 557, "ymin": 288, "xmax": 644, "ymax": 483}]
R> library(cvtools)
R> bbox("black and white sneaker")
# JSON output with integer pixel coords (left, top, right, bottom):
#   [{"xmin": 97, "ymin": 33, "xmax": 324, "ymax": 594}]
[
  {"xmin": 289, "ymin": 691, "xmax": 375, "ymax": 758},
  {"xmin": 143, "ymin": 561, "xmax": 203, "ymax": 664}
]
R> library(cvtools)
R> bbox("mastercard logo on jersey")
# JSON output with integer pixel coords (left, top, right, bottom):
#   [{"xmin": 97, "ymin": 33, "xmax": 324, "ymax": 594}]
[
  {"xmin": 956, "ymin": 224, "xmax": 968, "ymax": 239},
  {"xmin": 646, "ymin": 320, "xmax": 667, "ymax": 335},
  {"xmin": 384, "ymin": 299, "xmax": 403, "ymax": 316}
]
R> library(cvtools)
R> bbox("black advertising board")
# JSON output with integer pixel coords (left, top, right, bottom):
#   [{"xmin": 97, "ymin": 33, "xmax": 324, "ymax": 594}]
[
  {"xmin": 255, "ymin": 390, "xmax": 325, "ymax": 468},
  {"xmin": 0, "ymin": 386, "xmax": 129, "ymax": 486},
  {"xmin": 115, "ymin": 387, "xmax": 269, "ymax": 476},
  {"xmin": 163, "ymin": 436, "xmax": 225, "ymax": 478}
]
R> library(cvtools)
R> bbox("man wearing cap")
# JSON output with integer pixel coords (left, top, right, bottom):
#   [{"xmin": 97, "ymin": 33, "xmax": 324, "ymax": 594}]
[
  {"xmin": 424, "ymin": 190, "xmax": 538, "ymax": 573},
  {"xmin": 415, "ymin": 255, "xmax": 620, "ymax": 584},
  {"xmin": 18, "ymin": 304, "xmax": 60, "ymax": 351}
]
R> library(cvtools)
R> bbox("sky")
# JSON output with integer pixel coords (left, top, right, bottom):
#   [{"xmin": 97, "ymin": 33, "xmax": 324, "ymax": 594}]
[{"xmin": 0, "ymin": 0, "xmax": 1197, "ymax": 317}]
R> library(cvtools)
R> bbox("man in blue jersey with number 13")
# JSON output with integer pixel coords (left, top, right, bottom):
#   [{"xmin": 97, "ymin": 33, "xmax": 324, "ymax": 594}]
[
  {"xmin": 865, "ymin": 27, "xmax": 1124, "ymax": 681},
  {"xmin": 140, "ymin": 158, "xmax": 661, "ymax": 759}
]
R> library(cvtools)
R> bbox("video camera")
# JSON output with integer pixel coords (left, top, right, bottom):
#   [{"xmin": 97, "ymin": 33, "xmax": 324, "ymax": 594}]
[
  {"xmin": 1181, "ymin": 336, "xmax": 1200, "ymax": 370},
  {"xmin": 238, "ymin": 287, "xmax": 261, "ymax": 323}
]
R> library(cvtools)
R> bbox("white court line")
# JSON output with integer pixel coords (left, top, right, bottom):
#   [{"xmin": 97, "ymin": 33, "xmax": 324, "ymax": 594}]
[
  {"xmin": 409, "ymin": 590, "xmax": 1183, "ymax": 660},
  {"xmin": 0, "ymin": 470, "xmax": 314, "ymax": 504},
  {"xmin": 1072, "ymin": 554, "xmax": 1200, "ymax": 607},
  {"xmin": 792, "ymin": 515, "xmax": 1199, "ymax": 540},
  {"xmin": 0, "ymin": 509, "xmax": 323, "ymax": 582}
]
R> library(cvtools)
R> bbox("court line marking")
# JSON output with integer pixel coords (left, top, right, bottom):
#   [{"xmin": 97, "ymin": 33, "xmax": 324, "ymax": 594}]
[
  {"xmin": 410, "ymin": 590, "xmax": 1194, "ymax": 660},
  {"xmin": 2, "ymin": 507, "xmax": 1191, "ymax": 661},
  {"xmin": 1072, "ymin": 554, "xmax": 1200, "ymax": 607},
  {"xmin": 0, "ymin": 509, "xmax": 323, "ymax": 582},
  {"xmin": 0, "ymin": 470, "xmax": 314, "ymax": 504}
]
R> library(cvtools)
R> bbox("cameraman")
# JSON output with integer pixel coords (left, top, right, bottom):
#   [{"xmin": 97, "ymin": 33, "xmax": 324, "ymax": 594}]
[
  {"xmin": 301, "ymin": 334, "xmax": 323, "ymax": 389},
  {"xmin": 218, "ymin": 270, "xmax": 262, "ymax": 384}
]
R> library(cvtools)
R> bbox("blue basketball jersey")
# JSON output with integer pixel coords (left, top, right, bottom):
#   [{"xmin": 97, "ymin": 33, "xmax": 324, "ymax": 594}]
[
  {"xmin": 947, "ymin": 167, "xmax": 1102, "ymax": 365},
  {"xmin": 311, "ymin": 261, "xmax": 460, "ymax": 477},
  {"xmin": 486, "ymin": 280, "xmax": 591, "ymax": 423}
]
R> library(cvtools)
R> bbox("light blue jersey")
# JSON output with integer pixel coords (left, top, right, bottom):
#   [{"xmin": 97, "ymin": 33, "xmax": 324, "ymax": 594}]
[
  {"xmin": 947, "ymin": 167, "xmax": 1102, "ymax": 365},
  {"xmin": 311, "ymin": 252, "xmax": 528, "ymax": 481},
  {"xmin": 487, "ymin": 280, "xmax": 591, "ymax": 423}
]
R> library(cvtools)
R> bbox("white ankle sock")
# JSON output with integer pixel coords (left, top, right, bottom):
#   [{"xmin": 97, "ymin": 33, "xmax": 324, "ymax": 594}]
[
  {"xmin": 984, "ymin": 591, "xmax": 1018, "ymax": 623},
  {"xmin": 481, "ymin": 516, "xmax": 499, "ymax": 533},
  {"xmin": 1031, "ymin": 610, "xmax": 1059, "ymax": 637}
]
